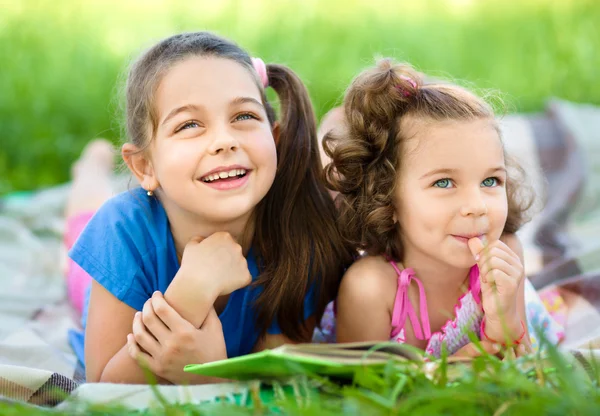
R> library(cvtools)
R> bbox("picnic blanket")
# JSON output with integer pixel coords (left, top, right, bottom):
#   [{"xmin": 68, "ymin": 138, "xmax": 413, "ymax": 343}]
[{"xmin": 1, "ymin": 98, "xmax": 599, "ymax": 408}]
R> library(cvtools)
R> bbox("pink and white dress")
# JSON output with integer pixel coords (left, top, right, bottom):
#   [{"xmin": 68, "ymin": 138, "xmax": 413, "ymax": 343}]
[
  {"xmin": 313, "ymin": 261, "xmax": 564, "ymax": 356},
  {"xmin": 388, "ymin": 262, "xmax": 483, "ymax": 357}
]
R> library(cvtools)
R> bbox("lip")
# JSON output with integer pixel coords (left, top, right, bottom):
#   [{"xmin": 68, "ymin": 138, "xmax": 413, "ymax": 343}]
[
  {"xmin": 199, "ymin": 164, "xmax": 251, "ymax": 179},
  {"xmin": 201, "ymin": 172, "xmax": 250, "ymax": 191},
  {"xmin": 451, "ymin": 233, "xmax": 485, "ymax": 244}
]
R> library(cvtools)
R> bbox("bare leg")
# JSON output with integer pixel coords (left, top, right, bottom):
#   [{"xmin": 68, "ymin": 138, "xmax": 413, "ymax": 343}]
[
  {"xmin": 65, "ymin": 139, "xmax": 115, "ymax": 218},
  {"xmin": 64, "ymin": 139, "xmax": 115, "ymax": 314}
]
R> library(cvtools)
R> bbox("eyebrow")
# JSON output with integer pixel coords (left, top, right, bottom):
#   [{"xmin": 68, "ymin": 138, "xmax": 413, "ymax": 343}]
[
  {"xmin": 488, "ymin": 166, "xmax": 507, "ymax": 174},
  {"xmin": 419, "ymin": 166, "xmax": 506, "ymax": 180},
  {"xmin": 230, "ymin": 96, "xmax": 264, "ymax": 108},
  {"xmin": 160, "ymin": 97, "xmax": 264, "ymax": 126},
  {"xmin": 161, "ymin": 104, "xmax": 202, "ymax": 126},
  {"xmin": 419, "ymin": 168, "xmax": 458, "ymax": 180}
]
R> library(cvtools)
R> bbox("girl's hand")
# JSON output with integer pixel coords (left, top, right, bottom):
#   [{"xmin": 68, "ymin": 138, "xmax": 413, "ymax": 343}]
[
  {"xmin": 451, "ymin": 340, "xmax": 500, "ymax": 358},
  {"xmin": 178, "ymin": 232, "xmax": 252, "ymax": 297},
  {"xmin": 451, "ymin": 341, "xmax": 532, "ymax": 359},
  {"xmin": 468, "ymin": 237, "xmax": 525, "ymax": 343},
  {"xmin": 127, "ymin": 292, "xmax": 227, "ymax": 384}
]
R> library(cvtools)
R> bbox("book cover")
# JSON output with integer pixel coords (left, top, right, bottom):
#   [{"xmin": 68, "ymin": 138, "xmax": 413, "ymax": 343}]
[{"xmin": 184, "ymin": 342, "xmax": 423, "ymax": 381}]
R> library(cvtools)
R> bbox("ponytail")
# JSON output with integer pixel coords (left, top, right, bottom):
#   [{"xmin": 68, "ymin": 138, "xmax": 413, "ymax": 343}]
[{"xmin": 252, "ymin": 64, "xmax": 354, "ymax": 340}]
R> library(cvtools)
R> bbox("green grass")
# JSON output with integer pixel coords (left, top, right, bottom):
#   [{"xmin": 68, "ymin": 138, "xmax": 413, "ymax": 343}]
[
  {"xmin": 1, "ymin": 345, "xmax": 599, "ymax": 415},
  {"xmin": 1, "ymin": 0, "xmax": 599, "ymax": 194}
]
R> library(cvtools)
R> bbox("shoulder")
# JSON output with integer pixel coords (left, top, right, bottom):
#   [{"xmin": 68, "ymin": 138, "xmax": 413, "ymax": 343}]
[
  {"xmin": 95, "ymin": 187, "xmax": 160, "ymax": 225},
  {"xmin": 69, "ymin": 187, "xmax": 168, "ymax": 274},
  {"xmin": 70, "ymin": 188, "xmax": 171, "ymax": 309},
  {"xmin": 81, "ymin": 187, "xmax": 167, "ymax": 244},
  {"xmin": 338, "ymin": 255, "xmax": 397, "ymax": 302},
  {"xmin": 335, "ymin": 255, "xmax": 397, "ymax": 342}
]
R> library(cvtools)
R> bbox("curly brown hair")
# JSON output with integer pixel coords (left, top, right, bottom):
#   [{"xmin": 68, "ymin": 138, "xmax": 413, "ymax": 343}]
[{"xmin": 324, "ymin": 59, "xmax": 533, "ymax": 262}]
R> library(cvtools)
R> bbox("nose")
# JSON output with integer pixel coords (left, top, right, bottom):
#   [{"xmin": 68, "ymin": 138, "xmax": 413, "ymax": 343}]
[
  {"xmin": 460, "ymin": 187, "xmax": 488, "ymax": 217},
  {"xmin": 207, "ymin": 128, "xmax": 239, "ymax": 155}
]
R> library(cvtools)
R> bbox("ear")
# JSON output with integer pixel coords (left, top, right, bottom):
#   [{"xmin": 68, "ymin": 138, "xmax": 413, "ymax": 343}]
[
  {"xmin": 122, "ymin": 143, "xmax": 159, "ymax": 192},
  {"xmin": 271, "ymin": 121, "xmax": 281, "ymax": 146}
]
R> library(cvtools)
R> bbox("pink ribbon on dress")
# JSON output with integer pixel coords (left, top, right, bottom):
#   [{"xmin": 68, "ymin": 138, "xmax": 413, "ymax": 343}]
[{"xmin": 390, "ymin": 265, "xmax": 432, "ymax": 340}]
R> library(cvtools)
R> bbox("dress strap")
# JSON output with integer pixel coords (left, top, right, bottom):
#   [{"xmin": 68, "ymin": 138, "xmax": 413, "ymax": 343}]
[{"xmin": 389, "ymin": 263, "xmax": 432, "ymax": 340}]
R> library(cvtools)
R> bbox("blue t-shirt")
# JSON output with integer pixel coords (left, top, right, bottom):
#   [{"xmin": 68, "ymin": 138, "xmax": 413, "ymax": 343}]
[{"xmin": 68, "ymin": 187, "xmax": 315, "ymax": 368}]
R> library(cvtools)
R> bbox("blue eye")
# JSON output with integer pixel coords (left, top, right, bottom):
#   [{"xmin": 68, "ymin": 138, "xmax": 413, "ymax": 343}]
[
  {"xmin": 433, "ymin": 178, "xmax": 453, "ymax": 188},
  {"xmin": 235, "ymin": 113, "xmax": 257, "ymax": 121},
  {"xmin": 176, "ymin": 121, "xmax": 199, "ymax": 132},
  {"xmin": 482, "ymin": 177, "xmax": 499, "ymax": 187}
]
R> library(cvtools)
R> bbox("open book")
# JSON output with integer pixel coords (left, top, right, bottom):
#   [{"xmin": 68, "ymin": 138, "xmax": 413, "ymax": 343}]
[{"xmin": 184, "ymin": 342, "xmax": 424, "ymax": 381}]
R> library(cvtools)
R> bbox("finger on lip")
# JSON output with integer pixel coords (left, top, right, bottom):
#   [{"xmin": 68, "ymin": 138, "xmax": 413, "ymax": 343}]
[{"xmin": 467, "ymin": 236, "xmax": 486, "ymax": 260}]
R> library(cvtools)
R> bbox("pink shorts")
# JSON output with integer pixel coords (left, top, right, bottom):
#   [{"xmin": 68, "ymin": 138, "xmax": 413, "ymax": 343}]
[{"xmin": 65, "ymin": 212, "xmax": 95, "ymax": 315}]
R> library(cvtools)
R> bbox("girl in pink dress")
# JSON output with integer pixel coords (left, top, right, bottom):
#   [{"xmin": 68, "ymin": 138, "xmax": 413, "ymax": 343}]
[{"xmin": 320, "ymin": 59, "xmax": 535, "ymax": 358}]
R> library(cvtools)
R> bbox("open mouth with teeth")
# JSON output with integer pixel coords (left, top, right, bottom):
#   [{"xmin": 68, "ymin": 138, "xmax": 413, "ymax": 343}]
[{"xmin": 201, "ymin": 169, "xmax": 248, "ymax": 183}]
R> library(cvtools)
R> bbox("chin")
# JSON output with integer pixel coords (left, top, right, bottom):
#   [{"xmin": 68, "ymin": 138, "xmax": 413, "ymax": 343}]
[
  {"xmin": 442, "ymin": 251, "xmax": 478, "ymax": 270},
  {"xmin": 205, "ymin": 209, "xmax": 253, "ymax": 224}
]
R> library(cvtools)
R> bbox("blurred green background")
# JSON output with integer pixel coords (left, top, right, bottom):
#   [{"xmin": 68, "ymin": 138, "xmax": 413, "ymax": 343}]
[{"xmin": 1, "ymin": 0, "xmax": 599, "ymax": 194}]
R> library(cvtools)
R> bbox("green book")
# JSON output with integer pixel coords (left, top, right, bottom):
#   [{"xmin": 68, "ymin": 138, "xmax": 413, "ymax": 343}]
[{"xmin": 184, "ymin": 342, "xmax": 424, "ymax": 381}]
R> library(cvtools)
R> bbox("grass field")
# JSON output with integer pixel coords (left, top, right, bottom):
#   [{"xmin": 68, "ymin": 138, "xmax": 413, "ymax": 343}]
[
  {"xmin": 0, "ymin": 0, "xmax": 598, "ymax": 194},
  {"xmin": 1, "ymin": 345, "xmax": 599, "ymax": 415}
]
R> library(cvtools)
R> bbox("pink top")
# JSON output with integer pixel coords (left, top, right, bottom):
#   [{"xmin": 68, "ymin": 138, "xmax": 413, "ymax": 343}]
[{"xmin": 389, "ymin": 263, "xmax": 483, "ymax": 357}]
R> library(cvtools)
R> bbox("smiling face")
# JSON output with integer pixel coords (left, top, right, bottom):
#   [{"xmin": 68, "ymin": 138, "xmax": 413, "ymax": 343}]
[
  {"xmin": 143, "ymin": 56, "xmax": 278, "ymax": 223},
  {"xmin": 394, "ymin": 117, "xmax": 508, "ymax": 269}
]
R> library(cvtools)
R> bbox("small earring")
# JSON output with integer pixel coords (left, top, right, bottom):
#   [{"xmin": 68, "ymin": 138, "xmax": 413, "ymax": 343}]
[{"xmin": 146, "ymin": 189, "xmax": 154, "ymax": 197}]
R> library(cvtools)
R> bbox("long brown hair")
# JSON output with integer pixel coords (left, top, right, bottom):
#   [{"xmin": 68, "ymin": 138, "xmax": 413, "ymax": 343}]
[
  {"xmin": 324, "ymin": 59, "xmax": 533, "ymax": 262},
  {"xmin": 124, "ymin": 32, "xmax": 353, "ymax": 341}
]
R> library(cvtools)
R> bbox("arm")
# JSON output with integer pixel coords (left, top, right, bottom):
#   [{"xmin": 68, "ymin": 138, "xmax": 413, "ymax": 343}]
[
  {"xmin": 85, "ymin": 269, "xmax": 220, "ymax": 384},
  {"xmin": 335, "ymin": 264, "xmax": 392, "ymax": 343},
  {"xmin": 163, "ymin": 269, "xmax": 220, "ymax": 328},
  {"xmin": 163, "ymin": 232, "xmax": 251, "ymax": 328},
  {"xmin": 124, "ymin": 233, "xmax": 251, "ymax": 384},
  {"xmin": 85, "ymin": 281, "xmax": 169, "ymax": 384},
  {"xmin": 501, "ymin": 233, "xmax": 531, "ymax": 350},
  {"xmin": 128, "ymin": 296, "xmax": 230, "ymax": 385},
  {"xmin": 475, "ymin": 233, "xmax": 531, "ymax": 350}
]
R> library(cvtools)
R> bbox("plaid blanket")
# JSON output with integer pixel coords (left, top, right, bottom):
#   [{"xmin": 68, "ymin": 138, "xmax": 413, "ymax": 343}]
[{"xmin": 1, "ymin": 99, "xmax": 599, "ymax": 408}]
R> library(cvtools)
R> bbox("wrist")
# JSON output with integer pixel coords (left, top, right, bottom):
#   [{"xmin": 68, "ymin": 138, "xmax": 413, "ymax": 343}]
[
  {"xmin": 167, "ymin": 267, "xmax": 221, "ymax": 299},
  {"xmin": 164, "ymin": 269, "xmax": 221, "ymax": 326},
  {"xmin": 481, "ymin": 316, "xmax": 526, "ymax": 346}
]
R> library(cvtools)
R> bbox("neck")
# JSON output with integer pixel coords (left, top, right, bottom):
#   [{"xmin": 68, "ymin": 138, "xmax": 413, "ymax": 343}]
[
  {"xmin": 160, "ymin": 198, "xmax": 255, "ymax": 259},
  {"xmin": 401, "ymin": 246, "xmax": 470, "ymax": 294}
]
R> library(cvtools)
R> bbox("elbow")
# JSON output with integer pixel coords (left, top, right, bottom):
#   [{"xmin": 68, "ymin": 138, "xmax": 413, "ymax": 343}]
[
  {"xmin": 87, "ymin": 363, "xmax": 121, "ymax": 384},
  {"xmin": 85, "ymin": 361, "xmax": 102, "ymax": 383}
]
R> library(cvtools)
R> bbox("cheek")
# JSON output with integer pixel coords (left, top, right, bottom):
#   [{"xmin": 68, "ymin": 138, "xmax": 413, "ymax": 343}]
[
  {"xmin": 489, "ymin": 194, "xmax": 509, "ymax": 231},
  {"xmin": 157, "ymin": 142, "xmax": 200, "ymax": 172},
  {"xmin": 397, "ymin": 192, "xmax": 441, "ymax": 236},
  {"xmin": 252, "ymin": 133, "xmax": 278, "ymax": 171}
]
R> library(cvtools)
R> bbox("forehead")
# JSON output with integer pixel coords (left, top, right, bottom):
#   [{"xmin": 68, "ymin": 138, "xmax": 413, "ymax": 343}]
[
  {"xmin": 400, "ymin": 117, "xmax": 504, "ymax": 173},
  {"xmin": 154, "ymin": 56, "xmax": 261, "ymax": 114}
]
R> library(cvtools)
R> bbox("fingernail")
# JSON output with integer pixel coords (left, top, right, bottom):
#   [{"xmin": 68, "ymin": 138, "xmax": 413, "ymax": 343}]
[
  {"xmin": 135, "ymin": 311, "xmax": 141, "ymax": 318},
  {"xmin": 493, "ymin": 344, "xmax": 501, "ymax": 352},
  {"xmin": 474, "ymin": 254, "xmax": 480, "ymax": 261}
]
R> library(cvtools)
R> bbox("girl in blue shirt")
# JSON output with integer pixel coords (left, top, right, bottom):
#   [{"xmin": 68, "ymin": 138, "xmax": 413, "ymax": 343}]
[{"xmin": 67, "ymin": 31, "xmax": 353, "ymax": 384}]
